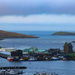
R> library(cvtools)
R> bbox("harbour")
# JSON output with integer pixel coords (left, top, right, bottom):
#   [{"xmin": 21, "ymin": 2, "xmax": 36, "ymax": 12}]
[
  {"xmin": 0, "ymin": 31, "xmax": 75, "ymax": 75},
  {"xmin": 0, "ymin": 57, "xmax": 75, "ymax": 75},
  {"xmin": 0, "ymin": 0, "xmax": 75, "ymax": 74}
]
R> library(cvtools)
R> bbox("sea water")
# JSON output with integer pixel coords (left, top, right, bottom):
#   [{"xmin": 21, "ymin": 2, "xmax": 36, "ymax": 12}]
[
  {"xmin": 0, "ymin": 31, "xmax": 75, "ymax": 50},
  {"xmin": 0, "ymin": 58, "xmax": 75, "ymax": 75}
]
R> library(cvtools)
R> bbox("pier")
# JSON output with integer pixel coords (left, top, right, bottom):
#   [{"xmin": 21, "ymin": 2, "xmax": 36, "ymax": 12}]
[
  {"xmin": 0, "ymin": 66, "xmax": 27, "ymax": 69},
  {"xmin": 0, "ymin": 52, "xmax": 9, "ymax": 59}
]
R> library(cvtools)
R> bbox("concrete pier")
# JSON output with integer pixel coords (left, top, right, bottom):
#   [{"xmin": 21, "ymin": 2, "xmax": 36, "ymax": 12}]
[
  {"xmin": 0, "ymin": 52, "xmax": 10, "ymax": 58},
  {"xmin": 0, "ymin": 66, "xmax": 27, "ymax": 69}
]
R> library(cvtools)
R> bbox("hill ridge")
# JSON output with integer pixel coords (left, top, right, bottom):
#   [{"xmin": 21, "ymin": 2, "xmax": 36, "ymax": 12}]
[
  {"xmin": 52, "ymin": 31, "xmax": 75, "ymax": 35},
  {"xmin": 0, "ymin": 30, "xmax": 38, "ymax": 38}
]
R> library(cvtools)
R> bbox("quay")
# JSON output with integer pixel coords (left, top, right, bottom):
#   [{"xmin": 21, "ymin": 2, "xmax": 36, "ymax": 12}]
[
  {"xmin": 0, "ymin": 66, "xmax": 27, "ymax": 69},
  {"xmin": 0, "ymin": 52, "xmax": 9, "ymax": 59},
  {"xmin": 0, "ymin": 50, "xmax": 23, "ymax": 61}
]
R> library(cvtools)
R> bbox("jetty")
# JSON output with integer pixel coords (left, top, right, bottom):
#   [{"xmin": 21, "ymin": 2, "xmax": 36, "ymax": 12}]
[
  {"xmin": 0, "ymin": 52, "xmax": 10, "ymax": 59},
  {"xmin": 0, "ymin": 66, "xmax": 27, "ymax": 69},
  {"xmin": 0, "ymin": 50, "xmax": 23, "ymax": 61}
]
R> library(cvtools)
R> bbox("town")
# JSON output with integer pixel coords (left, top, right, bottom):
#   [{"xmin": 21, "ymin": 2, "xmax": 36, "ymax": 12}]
[{"xmin": 0, "ymin": 42, "xmax": 75, "ymax": 61}]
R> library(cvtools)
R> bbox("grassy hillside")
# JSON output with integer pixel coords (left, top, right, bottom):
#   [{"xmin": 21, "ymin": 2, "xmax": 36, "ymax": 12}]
[
  {"xmin": 0, "ymin": 30, "xmax": 38, "ymax": 38},
  {"xmin": 52, "ymin": 31, "xmax": 75, "ymax": 35}
]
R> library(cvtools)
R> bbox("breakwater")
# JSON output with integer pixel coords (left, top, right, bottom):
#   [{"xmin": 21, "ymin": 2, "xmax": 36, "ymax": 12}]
[
  {"xmin": 0, "ymin": 66, "xmax": 27, "ymax": 69},
  {"xmin": 0, "ymin": 53, "xmax": 9, "ymax": 59}
]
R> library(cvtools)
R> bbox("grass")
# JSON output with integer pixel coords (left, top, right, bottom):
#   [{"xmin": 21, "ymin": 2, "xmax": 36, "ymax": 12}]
[{"xmin": 66, "ymin": 53, "xmax": 75, "ymax": 57}]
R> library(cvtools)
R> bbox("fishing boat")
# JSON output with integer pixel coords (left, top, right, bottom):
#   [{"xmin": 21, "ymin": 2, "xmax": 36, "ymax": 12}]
[
  {"xmin": 7, "ymin": 56, "xmax": 14, "ymax": 61},
  {"xmin": 7, "ymin": 69, "xmax": 23, "ymax": 74},
  {"xmin": 51, "ymin": 56, "xmax": 60, "ymax": 61},
  {"xmin": 34, "ymin": 72, "xmax": 58, "ymax": 75},
  {"xmin": 0, "ymin": 69, "xmax": 23, "ymax": 75},
  {"xmin": 62, "ymin": 58, "xmax": 67, "ymax": 61},
  {"xmin": 72, "ymin": 41, "xmax": 75, "ymax": 43},
  {"xmin": 28, "ymin": 57, "xmax": 37, "ymax": 61},
  {"xmin": 22, "ymin": 55, "xmax": 29, "ymax": 61}
]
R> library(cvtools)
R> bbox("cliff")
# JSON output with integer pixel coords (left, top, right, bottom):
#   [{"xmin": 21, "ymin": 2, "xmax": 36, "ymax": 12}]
[
  {"xmin": 52, "ymin": 31, "xmax": 75, "ymax": 35},
  {"xmin": 0, "ymin": 30, "xmax": 38, "ymax": 38}
]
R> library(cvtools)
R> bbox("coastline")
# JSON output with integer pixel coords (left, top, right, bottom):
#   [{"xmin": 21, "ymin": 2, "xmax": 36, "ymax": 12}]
[{"xmin": 0, "ymin": 30, "xmax": 39, "ymax": 38}]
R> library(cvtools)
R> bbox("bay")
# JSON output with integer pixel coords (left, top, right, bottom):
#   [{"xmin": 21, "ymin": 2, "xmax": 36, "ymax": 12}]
[
  {"xmin": 0, "ymin": 31, "xmax": 75, "ymax": 50},
  {"xmin": 0, "ymin": 58, "xmax": 75, "ymax": 75},
  {"xmin": 0, "ymin": 31, "xmax": 75, "ymax": 75}
]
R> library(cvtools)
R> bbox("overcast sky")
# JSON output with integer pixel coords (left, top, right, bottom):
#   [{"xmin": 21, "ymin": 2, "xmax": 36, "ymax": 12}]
[{"xmin": 0, "ymin": 0, "xmax": 75, "ymax": 31}]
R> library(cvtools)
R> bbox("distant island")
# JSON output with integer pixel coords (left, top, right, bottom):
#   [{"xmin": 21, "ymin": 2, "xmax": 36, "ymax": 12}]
[
  {"xmin": 0, "ymin": 30, "xmax": 38, "ymax": 38},
  {"xmin": 52, "ymin": 31, "xmax": 75, "ymax": 35}
]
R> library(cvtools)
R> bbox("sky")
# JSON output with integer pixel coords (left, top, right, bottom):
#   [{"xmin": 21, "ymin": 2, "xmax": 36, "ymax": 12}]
[{"xmin": 0, "ymin": 0, "xmax": 75, "ymax": 31}]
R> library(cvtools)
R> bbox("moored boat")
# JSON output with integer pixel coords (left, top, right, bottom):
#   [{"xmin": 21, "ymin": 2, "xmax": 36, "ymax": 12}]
[
  {"xmin": 34, "ymin": 72, "xmax": 58, "ymax": 75},
  {"xmin": 72, "ymin": 41, "xmax": 75, "ymax": 43},
  {"xmin": 62, "ymin": 58, "xmax": 67, "ymax": 61},
  {"xmin": 22, "ymin": 55, "xmax": 29, "ymax": 61},
  {"xmin": 28, "ymin": 57, "xmax": 37, "ymax": 61},
  {"xmin": 7, "ymin": 56, "xmax": 14, "ymax": 61},
  {"xmin": 51, "ymin": 56, "xmax": 60, "ymax": 61},
  {"xmin": 0, "ymin": 69, "xmax": 23, "ymax": 75}
]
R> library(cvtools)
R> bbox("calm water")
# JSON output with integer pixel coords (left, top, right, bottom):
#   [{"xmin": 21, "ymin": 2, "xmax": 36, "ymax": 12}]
[
  {"xmin": 0, "ymin": 58, "xmax": 75, "ymax": 75},
  {"xmin": 0, "ymin": 31, "xmax": 75, "ymax": 50},
  {"xmin": 0, "ymin": 31, "xmax": 75, "ymax": 75}
]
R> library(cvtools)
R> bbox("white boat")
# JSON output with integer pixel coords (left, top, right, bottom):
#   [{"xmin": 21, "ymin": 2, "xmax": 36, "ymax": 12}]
[
  {"xmin": 51, "ymin": 57, "xmax": 60, "ymax": 60},
  {"xmin": 6, "ymin": 70, "xmax": 16, "ymax": 74},
  {"xmin": 28, "ymin": 57, "xmax": 37, "ymax": 61},
  {"xmin": 34, "ymin": 72, "xmax": 58, "ymax": 75},
  {"xmin": 0, "ymin": 69, "xmax": 23, "ymax": 75}
]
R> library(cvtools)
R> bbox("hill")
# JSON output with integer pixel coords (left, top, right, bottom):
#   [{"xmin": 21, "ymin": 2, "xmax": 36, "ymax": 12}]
[
  {"xmin": 0, "ymin": 30, "xmax": 38, "ymax": 38},
  {"xmin": 52, "ymin": 31, "xmax": 75, "ymax": 35}
]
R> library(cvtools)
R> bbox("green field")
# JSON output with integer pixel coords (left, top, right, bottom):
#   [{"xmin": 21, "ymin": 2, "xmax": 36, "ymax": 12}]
[{"xmin": 66, "ymin": 53, "xmax": 75, "ymax": 57}]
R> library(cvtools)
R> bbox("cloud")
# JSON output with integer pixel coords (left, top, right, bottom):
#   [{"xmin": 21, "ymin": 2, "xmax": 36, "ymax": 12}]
[
  {"xmin": 0, "ymin": 14, "xmax": 75, "ymax": 24},
  {"xmin": 0, "ymin": 0, "xmax": 75, "ymax": 16}
]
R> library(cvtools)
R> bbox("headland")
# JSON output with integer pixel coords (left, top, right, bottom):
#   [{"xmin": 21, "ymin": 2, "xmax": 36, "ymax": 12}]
[{"xmin": 0, "ymin": 30, "xmax": 38, "ymax": 39}]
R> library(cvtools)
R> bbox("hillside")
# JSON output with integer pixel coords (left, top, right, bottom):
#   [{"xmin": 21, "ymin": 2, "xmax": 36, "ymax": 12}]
[
  {"xmin": 0, "ymin": 30, "xmax": 38, "ymax": 38},
  {"xmin": 52, "ymin": 31, "xmax": 75, "ymax": 35}
]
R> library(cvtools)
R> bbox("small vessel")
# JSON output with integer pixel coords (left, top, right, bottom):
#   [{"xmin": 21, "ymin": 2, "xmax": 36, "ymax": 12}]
[
  {"xmin": 62, "ymin": 58, "xmax": 67, "ymax": 61},
  {"xmin": 72, "ymin": 41, "xmax": 75, "ymax": 43},
  {"xmin": 51, "ymin": 56, "xmax": 60, "ymax": 61},
  {"xmin": 34, "ymin": 72, "xmax": 58, "ymax": 75},
  {"xmin": 7, "ymin": 69, "xmax": 23, "ymax": 74},
  {"xmin": 22, "ymin": 55, "xmax": 29, "ymax": 61},
  {"xmin": 28, "ymin": 57, "xmax": 37, "ymax": 61},
  {"xmin": 6, "ymin": 70, "xmax": 16, "ymax": 74},
  {"xmin": 0, "ymin": 69, "xmax": 23, "ymax": 75},
  {"xmin": 7, "ymin": 56, "xmax": 14, "ymax": 61}
]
